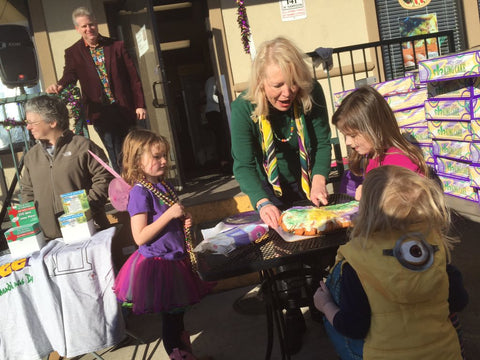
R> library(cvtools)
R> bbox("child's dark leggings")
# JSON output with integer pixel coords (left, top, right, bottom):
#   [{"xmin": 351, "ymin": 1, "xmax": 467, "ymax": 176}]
[{"xmin": 162, "ymin": 311, "xmax": 186, "ymax": 355}]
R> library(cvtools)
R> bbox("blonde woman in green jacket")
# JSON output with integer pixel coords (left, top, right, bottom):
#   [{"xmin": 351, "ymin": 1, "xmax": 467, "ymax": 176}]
[
  {"xmin": 230, "ymin": 36, "xmax": 332, "ymax": 355},
  {"xmin": 230, "ymin": 37, "xmax": 332, "ymax": 229}
]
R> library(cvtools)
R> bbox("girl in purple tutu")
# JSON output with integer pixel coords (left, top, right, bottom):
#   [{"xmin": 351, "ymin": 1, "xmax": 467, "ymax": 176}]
[{"xmin": 113, "ymin": 129, "xmax": 213, "ymax": 360}]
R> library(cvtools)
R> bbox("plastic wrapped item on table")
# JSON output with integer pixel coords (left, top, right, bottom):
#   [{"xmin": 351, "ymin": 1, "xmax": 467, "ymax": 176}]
[{"xmin": 194, "ymin": 211, "xmax": 269, "ymax": 256}]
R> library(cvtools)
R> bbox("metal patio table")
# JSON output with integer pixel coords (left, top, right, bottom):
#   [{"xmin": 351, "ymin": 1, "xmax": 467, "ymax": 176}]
[{"xmin": 194, "ymin": 194, "xmax": 352, "ymax": 360}]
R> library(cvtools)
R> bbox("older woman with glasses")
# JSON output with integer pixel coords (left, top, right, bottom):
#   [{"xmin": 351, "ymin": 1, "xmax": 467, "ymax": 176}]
[{"xmin": 20, "ymin": 95, "xmax": 112, "ymax": 240}]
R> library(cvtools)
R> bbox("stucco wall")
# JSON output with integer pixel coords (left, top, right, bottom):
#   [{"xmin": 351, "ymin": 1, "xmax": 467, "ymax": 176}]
[
  {"xmin": 42, "ymin": 0, "xmax": 109, "ymax": 80},
  {"xmin": 221, "ymin": 0, "xmax": 370, "ymax": 88},
  {"xmin": 218, "ymin": 0, "xmax": 371, "ymax": 157}
]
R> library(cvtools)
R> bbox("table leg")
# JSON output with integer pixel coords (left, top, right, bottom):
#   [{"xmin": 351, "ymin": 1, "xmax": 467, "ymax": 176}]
[
  {"xmin": 260, "ymin": 270, "xmax": 274, "ymax": 360},
  {"xmin": 264, "ymin": 302, "xmax": 274, "ymax": 360},
  {"xmin": 261, "ymin": 269, "xmax": 291, "ymax": 360}
]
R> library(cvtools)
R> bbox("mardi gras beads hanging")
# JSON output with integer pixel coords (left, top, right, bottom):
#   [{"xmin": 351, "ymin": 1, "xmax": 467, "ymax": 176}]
[
  {"xmin": 236, "ymin": 0, "xmax": 251, "ymax": 54},
  {"xmin": 58, "ymin": 84, "xmax": 88, "ymax": 136},
  {"xmin": 139, "ymin": 178, "xmax": 198, "ymax": 273}
]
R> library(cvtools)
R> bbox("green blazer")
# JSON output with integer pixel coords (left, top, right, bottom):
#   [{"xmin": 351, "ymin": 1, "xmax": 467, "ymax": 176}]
[{"xmin": 230, "ymin": 81, "xmax": 332, "ymax": 207}]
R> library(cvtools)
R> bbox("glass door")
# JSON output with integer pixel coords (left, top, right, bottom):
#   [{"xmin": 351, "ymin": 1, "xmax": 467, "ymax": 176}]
[{"xmin": 115, "ymin": 0, "xmax": 184, "ymax": 189}]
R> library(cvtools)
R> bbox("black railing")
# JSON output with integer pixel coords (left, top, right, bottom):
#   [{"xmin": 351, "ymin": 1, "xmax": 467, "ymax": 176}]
[
  {"xmin": 305, "ymin": 31, "xmax": 455, "ymax": 187},
  {"xmin": 0, "ymin": 94, "xmax": 38, "ymax": 253},
  {"xmin": 307, "ymin": 30, "xmax": 456, "ymax": 93}
]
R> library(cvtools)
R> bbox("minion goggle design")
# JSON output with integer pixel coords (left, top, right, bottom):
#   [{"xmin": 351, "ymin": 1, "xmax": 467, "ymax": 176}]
[{"xmin": 383, "ymin": 232, "xmax": 439, "ymax": 271}]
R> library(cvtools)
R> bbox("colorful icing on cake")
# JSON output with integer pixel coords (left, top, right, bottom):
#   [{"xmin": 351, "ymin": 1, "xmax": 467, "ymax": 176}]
[{"xmin": 280, "ymin": 201, "xmax": 359, "ymax": 236}]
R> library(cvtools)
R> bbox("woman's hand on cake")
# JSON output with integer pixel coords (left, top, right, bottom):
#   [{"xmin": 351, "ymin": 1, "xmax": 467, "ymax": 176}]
[
  {"xmin": 256, "ymin": 199, "xmax": 281, "ymax": 228},
  {"xmin": 310, "ymin": 174, "xmax": 329, "ymax": 206}
]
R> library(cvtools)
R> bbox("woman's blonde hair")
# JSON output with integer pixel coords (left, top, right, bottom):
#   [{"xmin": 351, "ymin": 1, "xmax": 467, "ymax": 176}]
[
  {"xmin": 332, "ymin": 86, "xmax": 428, "ymax": 176},
  {"xmin": 245, "ymin": 37, "xmax": 313, "ymax": 118},
  {"xmin": 121, "ymin": 129, "xmax": 170, "ymax": 185},
  {"xmin": 351, "ymin": 165, "xmax": 455, "ymax": 260}
]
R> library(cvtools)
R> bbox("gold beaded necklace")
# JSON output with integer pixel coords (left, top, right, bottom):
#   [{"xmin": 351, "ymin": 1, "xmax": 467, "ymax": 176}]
[{"xmin": 139, "ymin": 178, "xmax": 198, "ymax": 272}]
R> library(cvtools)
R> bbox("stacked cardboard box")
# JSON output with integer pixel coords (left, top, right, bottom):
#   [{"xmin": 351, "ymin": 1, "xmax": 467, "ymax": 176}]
[
  {"xmin": 333, "ymin": 75, "xmax": 432, "ymax": 164},
  {"xmin": 419, "ymin": 50, "xmax": 480, "ymax": 202},
  {"xmin": 58, "ymin": 190, "xmax": 96, "ymax": 243},
  {"xmin": 333, "ymin": 50, "xmax": 480, "ymax": 203},
  {"xmin": 6, "ymin": 202, "xmax": 45, "ymax": 258},
  {"xmin": 386, "ymin": 85, "xmax": 432, "ymax": 165}
]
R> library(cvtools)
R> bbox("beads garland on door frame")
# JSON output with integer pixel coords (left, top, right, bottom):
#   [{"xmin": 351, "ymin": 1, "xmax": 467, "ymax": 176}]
[{"xmin": 236, "ymin": 0, "xmax": 251, "ymax": 54}]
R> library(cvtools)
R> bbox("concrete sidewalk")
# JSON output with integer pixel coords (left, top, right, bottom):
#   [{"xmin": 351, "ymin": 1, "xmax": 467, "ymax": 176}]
[
  {"xmin": 63, "ymin": 208, "xmax": 480, "ymax": 360},
  {"xmin": 65, "ymin": 284, "xmax": 336, "ymax": 360}
]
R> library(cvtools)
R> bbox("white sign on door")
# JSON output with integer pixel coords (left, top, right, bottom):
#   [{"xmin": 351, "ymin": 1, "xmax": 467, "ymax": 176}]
[
  {"xmin": 136, "ymin": 25, "xmax": 149, "ymax": 58},
  {"xmin": 279, "ymin": 0, "xmax": 307, "ymax": 22}
]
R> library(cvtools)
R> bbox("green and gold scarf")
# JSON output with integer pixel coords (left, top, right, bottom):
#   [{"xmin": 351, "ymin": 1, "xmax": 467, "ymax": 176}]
[{"xmin": 258, "ymin": 103, "xmax": 311, "ymax": 199}]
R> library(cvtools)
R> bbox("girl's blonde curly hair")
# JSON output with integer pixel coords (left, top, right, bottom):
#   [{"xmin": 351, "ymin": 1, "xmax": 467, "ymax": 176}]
[
  {"xmin": 121, "ymin": 129, "xmax": 170, "ymax": 185},
  {"xmin": 351, "ymin": 165, "xmax": 456, "ymax": 261}
]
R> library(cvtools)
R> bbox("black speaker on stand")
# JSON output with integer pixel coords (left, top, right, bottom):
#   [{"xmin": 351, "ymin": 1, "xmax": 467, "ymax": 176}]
[
  {"xmin": 0, "ymin": 25, "xmax": 39, "ymax": 253},
  {"xmin": 0, "ymin": 25, "xmax": 39, "ymax": 93}
]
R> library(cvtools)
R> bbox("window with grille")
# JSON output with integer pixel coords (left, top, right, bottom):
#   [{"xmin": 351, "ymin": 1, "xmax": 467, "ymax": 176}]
[{"xmin": 375, "ymin": 0, "xmax": 466, "ymax": 79}]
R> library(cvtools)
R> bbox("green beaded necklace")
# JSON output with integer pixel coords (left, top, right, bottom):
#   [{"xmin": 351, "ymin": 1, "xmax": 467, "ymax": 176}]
[{"xmin": 273, "ymin": 110, "xmax": 295, "ymax": 143}]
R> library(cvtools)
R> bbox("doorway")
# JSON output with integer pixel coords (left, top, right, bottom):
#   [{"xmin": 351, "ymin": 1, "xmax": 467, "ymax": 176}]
[{"xmin": 107, "ymin": 0, "xmax": 231, "ymax": 187}]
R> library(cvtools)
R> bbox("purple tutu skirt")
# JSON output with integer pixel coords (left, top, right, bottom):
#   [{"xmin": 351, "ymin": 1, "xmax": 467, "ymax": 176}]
[{"xmin": 113, "ymin": 250, "xmax": 214, "ymax": 314}]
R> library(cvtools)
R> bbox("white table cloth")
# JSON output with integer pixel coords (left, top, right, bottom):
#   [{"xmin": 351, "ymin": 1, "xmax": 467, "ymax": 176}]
[{"xmin": 0, "ymin": 226, "xmax": 125, "ymax": 359}]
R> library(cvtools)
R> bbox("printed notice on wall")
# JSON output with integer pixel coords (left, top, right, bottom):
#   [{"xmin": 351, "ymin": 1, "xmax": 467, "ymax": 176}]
[
  {"xmin": 136, "ymin": 25, "xmax": 149, "ymax": 58},
  {"xmin": 279, "ymin": 0, "xmax": 307, "ymax": 22}
]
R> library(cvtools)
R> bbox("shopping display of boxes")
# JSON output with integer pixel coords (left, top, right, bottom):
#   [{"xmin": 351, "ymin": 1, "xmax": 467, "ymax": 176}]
[
  {"xmin": 405, "ymin": 69, "xmax": 425, "ymax": 89},
  {"xmin": 419, "ymin": 50, "xmax": 480, "ymax": 202},
  {"xmin": 370, "ymin": 75, "xmax": 416, "ymax": 96},
  {"xmin": 6, "ymin": 222, "xmax": 46, "ymax": 258},
  {"xmin": 393, "ymin": 105, "xmax": 425, "ymax": 127},
  {"xmin": 425, "ymin": 98, "xmax": 480, "ymax": 120},
  {"xmin": 8, "ymin": 201, "xmax": 39, "ymax": 227},
  {"xmin": 58, "ymin": 209, "xmax": 95, "ymax": 244},
  {"xmin": 470, "ymin": 142, "xmax": 480, "ymax": 162},
  {"xmin": 438, "ymin": 174, "xmax": 478, "ymax": 202},
  {"xmin": 433, "ymin": 140, "xmax": 471, "ymax": 161},
  {"xmin": 61, "ymin": 189, "xmax": 90, "ymax": 214},
  {"xmin": 401, "ymin": 125, "xmax": 431, "ymax": 144},
  {"xmin": 418, "ymin": 143, "xmax": 434, "ymax": 165},
  {"xmin": 468, "ymin": 165, "xmax": 480, "ymax": 188},
  {"xmin": 333, "ymin": 75, "xmax": 419, "ymax": 109},
  {"xmin": 333, "ymin": 51, "xmax": 480, "ymax": 204},
  {"xmin": 435, "ymin": 157, "xmax": 471, "ymax": 180},
  {"xmin": 418, "ymin": 50, "xmax": 480, "ymax": 83},
  {"xmin": 427, "ymin": 77, "xmax": 480, "ymax": 99},
  {"xmin": 384, "ymin": 88, "xmax": 428, "ymax": 111},
  {"xmin": 58, "ymin": 189, "xmax": 96, "ymax": 243},
  {"xmin": 333, "ymin": 89, "xmax": 355, "ymax": 108},
  {"xmin": 427, "ymin": 120, "xmax": 473, "ymax": 142}
]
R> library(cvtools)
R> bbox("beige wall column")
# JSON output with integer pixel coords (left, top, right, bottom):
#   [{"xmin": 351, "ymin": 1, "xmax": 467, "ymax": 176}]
[
  {"xmin": 207, "ymin": 0, "xmax": 235, "ymax": 103},
  {"xmin": 27, "ymin": 0, "xmax": 56, "ymax": 89},
  {"xmin": 462, "ymin": 0, "xmax": 480, "ymax": 49},
  {"xmin": 363, "ymin": 0, "xmax": 384, "ymax": 82}
]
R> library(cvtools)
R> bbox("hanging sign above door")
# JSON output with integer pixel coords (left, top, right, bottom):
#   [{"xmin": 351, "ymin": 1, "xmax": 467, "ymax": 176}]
[{"xmin": 398, "ymin": 0, "xmax": 431, "ymax": 9}]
